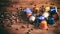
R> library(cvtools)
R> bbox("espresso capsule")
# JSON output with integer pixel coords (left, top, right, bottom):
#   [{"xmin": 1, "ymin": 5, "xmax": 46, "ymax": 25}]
[
  {"xmin": 29, "ymin": 15, "xmax": 35, "ymax": 22},
  {"xmin": 42, "ymin": 12, "xmax": 49, "ymax": 18},
  {"xmin": 52, "ymin": 13, "xmax": 59, "ymax": 20},
  {"xmin": 24, "ymin": 8, "xmax": 32, "ymax": 17},
  {"xmin": 48, "ymin": 17, "xmax": 55, "ymax": 25},
  {"xmin": 38, "ymin": 16, "xmax": 46, "ymax": 21},
  {"xmin": 40, "ymin": 20, "xmax": 48, "ymax": 29},
  {"xmin": 45, "ymin": 6, "xmax": 50, "ymax": 12},
  {"xmin": 26, "ymin": 12, "xmax": 32, "ymax": 17},
  {"xmin": 50, "ymin": 6, "xmax": 57, "ymax": 14}
]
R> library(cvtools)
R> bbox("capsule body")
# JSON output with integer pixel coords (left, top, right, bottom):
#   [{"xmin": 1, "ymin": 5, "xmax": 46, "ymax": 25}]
[
  {"xmin": 42, "ymin": 12, "xmax": 49, "ymax": 18},
  {"xmin": 24, "ymin": 8, "xmax": 32, "ymax": 17},
  {"xmin": 45, "ymin": 6, "xmax": 50, "ymax": 12},
  {"xmin": 52, "ymin": 13, "xmax": 59, "ymax": 20},
  {"xmin": 48, "ymin": 17, "xmax": 55, "ymax": 25},
  {"xmin": 40, "ymin": 20, "xmax": 48, "ymax": 29},
  {"xmin": 29, "ymin": 15, "xmax": 35, "ymax": 22},
  {"xmin": 26, "ymin": 12, "xmax": 32, "ymax": 17},
  {"xmin": 50, "ymin": 6, "xmax": 57, "ymax": 14}
]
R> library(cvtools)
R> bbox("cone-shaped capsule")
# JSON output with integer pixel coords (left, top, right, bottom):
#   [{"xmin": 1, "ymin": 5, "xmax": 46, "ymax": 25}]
[
  {"xmin": 52, "ymin": 13, "xmax": 59, "ymax": 20},
  {"xmin": 40, "ymin": 20, "xmax": 48, "ymax": 29},
  {"xmin": 50, "ymin": 6, "xmax": 57, "ymax": 14},
  {"xmin": 48, "ymin": 17, "xmax": 55, "ymax": 25},
  {"xmin": 24, "ymin": 8, "xmax": 32, "ymax": 17},
  {"xmin": 45, "ymin": 6, "xmax": 50, "ymax": 12},
  {"xmin": 42, "ymin": 12, "xmax": 49, "ymax": 18},
  {"xmin": 24, "ymin": 8, "xmax": 32, "ymax": 13},
  {"xmin": 38, "ymin": 16, "xmax": 46, "ymax": 20},
  {"xmin": 29, "ymin": 15, "xmax": 36, "ymax": 22}
]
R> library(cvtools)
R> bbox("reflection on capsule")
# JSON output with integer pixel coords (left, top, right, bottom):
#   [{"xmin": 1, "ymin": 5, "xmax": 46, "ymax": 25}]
[{"xmin": 38, "ymin": 16, "xmax": 46, "ymax": 21}]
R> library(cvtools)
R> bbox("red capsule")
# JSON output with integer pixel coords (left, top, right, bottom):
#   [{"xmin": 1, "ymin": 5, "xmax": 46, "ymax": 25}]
[{"xmin": 53, "ymin": 14, "xmax": 58, "ymax": 19}]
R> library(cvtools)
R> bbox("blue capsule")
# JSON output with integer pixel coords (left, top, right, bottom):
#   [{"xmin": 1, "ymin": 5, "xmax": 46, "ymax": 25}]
[
  {"xmin": 38, "ymin": 16, "xmax": 46, "ymax": 20},
  {"xmin": 48, "ymin": 17, "xmax": 55, "ymax": 25},
  {"xmin": 24, "ymin": 8, "xmax": 32, "ymax": 13},
  {"xmin": 50, "ymin": 7, "xmax": 57, "ymax": 14}
]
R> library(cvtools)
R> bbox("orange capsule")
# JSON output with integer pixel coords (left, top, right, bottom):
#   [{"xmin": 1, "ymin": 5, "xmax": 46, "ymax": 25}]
[{"xmin": 40, "ymin": 20, "xmax": 48, "ymax": 29}]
